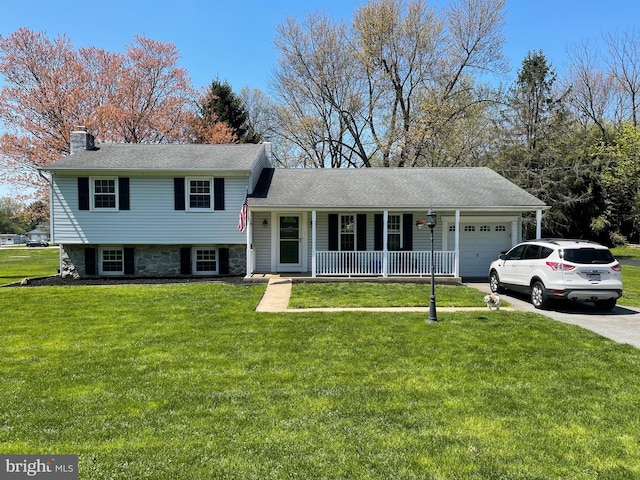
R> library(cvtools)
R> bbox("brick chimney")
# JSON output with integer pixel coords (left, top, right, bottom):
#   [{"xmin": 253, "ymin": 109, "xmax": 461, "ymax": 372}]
[{"xmin": 70, "ymin": 126, "xmax": 95, "ymax": 154}]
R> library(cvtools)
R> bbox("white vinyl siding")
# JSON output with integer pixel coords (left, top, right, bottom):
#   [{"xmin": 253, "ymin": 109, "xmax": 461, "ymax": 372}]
[
  {"xmin": 252, "ymin": 212, "xmax": 272, "ymax": 273},
  {"xmin": 51, "ymin": 174, "xmax": 249, "ymax": 245}
]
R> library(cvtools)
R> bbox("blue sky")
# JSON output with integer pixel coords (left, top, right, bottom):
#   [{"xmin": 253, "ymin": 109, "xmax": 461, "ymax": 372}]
[{"xmin": 0, "ymin": 0, "xmax": 638, "ymax": 197}]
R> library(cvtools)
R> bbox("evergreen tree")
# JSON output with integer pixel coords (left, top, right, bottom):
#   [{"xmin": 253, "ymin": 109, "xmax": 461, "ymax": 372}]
[
  {"xmin": 493, "ymin": 51, "xmax": 591, "ymax": 238},
  {"xmin": 198, "ymin": 79, "xmax": 260, "ymax": 143}
]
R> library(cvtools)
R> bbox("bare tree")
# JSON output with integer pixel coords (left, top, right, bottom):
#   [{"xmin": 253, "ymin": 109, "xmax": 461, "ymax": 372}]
[
  {"xmin": 605, "ymin": 29, "xmax": 640, "ymax": 127},
  {"xmin": 272, "ymin": 0, "xmax": 507, "ymax": 168},
  {"xmin": 239, "ymin": 86, "xmax": 278, "ymax": 143},
  {"xmin": 565, "ymin": 40, "xmax": 614, "ymax": 141},
  {"xmin": 273, "ymin": 14, "xmax": 370, "ymax": 168}
]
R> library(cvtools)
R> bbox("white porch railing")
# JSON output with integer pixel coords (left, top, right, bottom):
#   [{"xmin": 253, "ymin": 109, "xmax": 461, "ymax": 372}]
[
  {"xmin": 316, "ymin": 251, "xmax": 456, "ymax": 277},
  {"xmin": 316, "ymin": 251, "xmax": 383, "ymax": 276}
]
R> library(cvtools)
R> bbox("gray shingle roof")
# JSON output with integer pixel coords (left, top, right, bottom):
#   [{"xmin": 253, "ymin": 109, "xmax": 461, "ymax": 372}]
[
  {"xmin": 41, "ymin": 143, "xmax": 265, "ymax": 172},
  {"xmin": 248, "ymin": 168, "xmax": 546, "ymax": 209}
]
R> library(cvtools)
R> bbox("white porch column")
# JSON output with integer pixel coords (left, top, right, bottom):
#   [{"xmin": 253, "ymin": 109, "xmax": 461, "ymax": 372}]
[
  {"xmin": 454, "ymin": 210, "xmax": 460, "ymax": 277},
  {"xmin": 382, "ymin": 210, "xmax": 389, "ymax": 277},
  {"xmin": 536, "ymin": 209, "xmax": 543, "ymax": 239},
  {"xmin": 245, "ymin": 210, "xmax": 252, "ymax": 278},
  {"xmin": 311, "ymin": 210, "xmax": 317, "ymax": 278}
]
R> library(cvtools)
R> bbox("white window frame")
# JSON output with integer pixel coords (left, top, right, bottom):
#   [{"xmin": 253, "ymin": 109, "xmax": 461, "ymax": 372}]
[
  {"xmin": 91, "ymin": 177, "xmax": 119, "ymax": 211},
  {"xmin": 192, "ymin": 247, "xmax": 219, "ymax": 275},
  {"xmin": 98, "ymin": 246, "xmax": 124, "ymax": 276},
  {"xmin": 388, "ymin": 214, "xmax": 402, "ymax": 251},
  {"xmin": 186, "ymin": 177, "xmax": 213, "ymax": 212},
  {"xmin": 339, "ymin": 214, "xmax": 356, "ymax": 251}
]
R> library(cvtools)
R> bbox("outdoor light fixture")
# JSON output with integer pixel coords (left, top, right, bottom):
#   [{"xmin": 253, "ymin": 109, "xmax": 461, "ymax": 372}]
[
  {"xmin": 263, "ymin": 219, "xmax": 269, "ymax": 227},
  {"xmin": 426, "ymin": 208, "xmax": 437, "ymax": 322}
]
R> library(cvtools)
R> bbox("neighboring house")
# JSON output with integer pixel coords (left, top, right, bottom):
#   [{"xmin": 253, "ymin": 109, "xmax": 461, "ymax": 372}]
[
  {"xmin": 40, "ymin": 128, "xmax": 547, "ymax": 279},
  {"xmin": 0, "ymin": 234, "xmax": 23, "ymax": 246},
  {"xmin": 26, "ymin": 224, "xmax": 50, "ymax": 243}
]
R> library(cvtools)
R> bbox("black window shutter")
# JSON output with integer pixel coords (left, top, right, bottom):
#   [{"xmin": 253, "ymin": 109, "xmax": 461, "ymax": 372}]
[
  {"xmin": 403, "ymin": 213, "xmax": 413, "ymax": 250},
  {"xmin": 219, "ymin": 247, "xmax": 229, "ymax": 274},
  {"xmin": 174, "ymin": 178, "xmax": 185, "ymax": 210},
  {"xmin": 328, "ymin": 214, "xmax": 338, "ymax": 251},
  {"xmin": 214, "ymin": 178, "xmax": 225, "ymax": 210},
  {"xmin": 180, "ymin": 247, "xmax": 191, "ymax": 274},
  {"xmin": 78, "ymin": 177, "xmax": 90, "ymax": 210},
  {"xmin": 374, "ymin": 214, "xmax": 384, "ymax": 251},
  {"xmin": 119, "ymin": 177, "xmax": 130, "ymax": 210},
  {"xmin": 85, "ymin": 247, "xmax": 96, "ymax": 275},
  {"xmin": 356, "ymin": 214, "xmax": 367, "ymax": 251},
  {"xmin": 124, "ymin": 247, "xmax": 135, "ymax": 275}
]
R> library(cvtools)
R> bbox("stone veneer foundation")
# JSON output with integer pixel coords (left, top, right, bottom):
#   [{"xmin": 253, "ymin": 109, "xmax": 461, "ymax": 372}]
[{"xmin": 60, "ymin": 244, "xmax": 246, "ymax": 278}]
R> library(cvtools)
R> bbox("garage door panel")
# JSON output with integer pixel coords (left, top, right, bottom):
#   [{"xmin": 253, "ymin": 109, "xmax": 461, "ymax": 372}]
[{"xmin": 451, "ymin": 223, "xmax": 513, "ymax": 277}]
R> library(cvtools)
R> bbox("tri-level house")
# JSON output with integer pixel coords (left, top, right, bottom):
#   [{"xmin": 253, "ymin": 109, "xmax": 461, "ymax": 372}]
[{"xmin": 40, "ymin": 128, "xmax": 547, "ymax": 279}]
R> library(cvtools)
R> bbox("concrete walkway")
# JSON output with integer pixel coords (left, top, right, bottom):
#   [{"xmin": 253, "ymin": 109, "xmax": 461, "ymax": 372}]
[{"xmin": 255, "ymin": 276, "xmax": 513, "ymax": 313}]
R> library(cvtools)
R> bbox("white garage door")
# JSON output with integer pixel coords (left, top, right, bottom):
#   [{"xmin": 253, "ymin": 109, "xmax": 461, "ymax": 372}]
[{"xmin": 449, "ymin": 223, "xmax": 513, "ymax": 277}]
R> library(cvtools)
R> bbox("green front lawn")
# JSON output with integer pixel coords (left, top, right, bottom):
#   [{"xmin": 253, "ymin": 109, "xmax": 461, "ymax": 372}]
[
  {"xmin": 0, "ymin": 246, "xmax": 59, "ymax": 285},
  {"xmin": 2, "ymin": 283, "xmax": 640, "ymax": 478},
  {"xmin": 611, "ymin": 247, "xmax": 640, "ymax": 306},
  {"xmin": 289, "ymin": 282, "xmax": 501, "ymax": 308}
]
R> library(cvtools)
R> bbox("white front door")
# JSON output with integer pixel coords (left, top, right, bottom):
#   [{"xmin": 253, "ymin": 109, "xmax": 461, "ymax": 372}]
[{"xmin": 277, "ymin": 215, "xmax": 302, "ymax": 272}]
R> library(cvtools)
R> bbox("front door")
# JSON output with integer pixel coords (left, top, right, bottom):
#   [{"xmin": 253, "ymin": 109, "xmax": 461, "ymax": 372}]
[{"xmin": 278, "ymin": 215, "xmax": 302, "ymax": 271}]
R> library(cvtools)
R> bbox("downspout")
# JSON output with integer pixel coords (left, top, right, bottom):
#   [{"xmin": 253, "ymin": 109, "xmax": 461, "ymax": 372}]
[{"xmin": 38, "ymin": 169, "xmax": 59, "ymax": 273}]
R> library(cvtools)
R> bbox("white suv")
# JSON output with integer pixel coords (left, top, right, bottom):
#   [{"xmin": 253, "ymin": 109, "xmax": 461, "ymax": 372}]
[{"xmin": 488, "ymin": 239, "xmax": 623, "ymax": 311}]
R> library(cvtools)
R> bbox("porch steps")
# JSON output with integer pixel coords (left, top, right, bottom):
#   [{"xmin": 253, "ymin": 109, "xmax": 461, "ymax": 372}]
[{"xmin": 255, "ymin": 276, "xmax": 514, "ymax": 313}]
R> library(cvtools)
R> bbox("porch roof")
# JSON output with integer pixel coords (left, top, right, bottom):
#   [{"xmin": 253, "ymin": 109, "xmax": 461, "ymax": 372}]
[{"xmin": 248, "ymin": 167, "xmax": 546, "ymax": 210}]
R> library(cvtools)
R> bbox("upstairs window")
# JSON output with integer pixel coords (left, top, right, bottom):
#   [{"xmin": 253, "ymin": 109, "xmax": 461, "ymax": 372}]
[
  {"xmin": 188, "ymin": 178, "xmax": 212, "ymax": 210},
  {"xmin": 93, "ymin": 178, "xmax": 117, "ymax": 209},
  {"xmin": 79, "ymin": 177, "xmax": 129, "ymax": 211}
]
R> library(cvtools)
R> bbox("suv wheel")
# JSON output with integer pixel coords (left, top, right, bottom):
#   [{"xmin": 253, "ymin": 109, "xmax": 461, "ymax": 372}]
[
  {"xmin": 530, "ymin": 281, "xmax": 548, "ymax": 309},
  {"xmin": 489, "ymin": 270, "xmax": 504, "ymax": 293},
  {"xmin": 594, "ymin": 299, "xmax": 617, "ymax": 311}
]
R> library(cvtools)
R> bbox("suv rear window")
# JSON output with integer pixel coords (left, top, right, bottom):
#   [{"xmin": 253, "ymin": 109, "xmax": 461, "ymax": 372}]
[{"xmin": 563, "ymin": 248, "xmax": 615, "ymax": 264}]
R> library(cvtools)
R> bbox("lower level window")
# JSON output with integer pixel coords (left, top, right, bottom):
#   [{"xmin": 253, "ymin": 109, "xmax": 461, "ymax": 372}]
[
  {"xmin": 194, "ymin": 248, "xmax": 218, "ymax": 274},
  {"xmin": 99, "ymin": 248, "xmax": 123, "ymax": 275}
]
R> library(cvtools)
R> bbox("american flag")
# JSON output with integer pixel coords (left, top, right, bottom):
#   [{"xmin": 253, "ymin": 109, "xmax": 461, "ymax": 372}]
[{"xmin": 237, "ymin": 195, "xmax": 248, "ymax": 232}]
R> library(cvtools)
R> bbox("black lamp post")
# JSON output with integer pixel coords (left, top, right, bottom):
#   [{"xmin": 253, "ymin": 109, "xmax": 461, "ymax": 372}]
[{"xmin": 426, "ymin": 209, "xmax": 437, "ymax": 322}]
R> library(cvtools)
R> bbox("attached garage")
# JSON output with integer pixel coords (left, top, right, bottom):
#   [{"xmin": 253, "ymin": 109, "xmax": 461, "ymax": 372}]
[{"xmin": 447, "ymin": 220, "xmax": 517, "ymax": 278}]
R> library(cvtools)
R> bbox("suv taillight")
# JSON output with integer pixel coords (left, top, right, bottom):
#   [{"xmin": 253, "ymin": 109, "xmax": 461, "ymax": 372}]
[
  {"xmin": 546, "ymin": 261, "xmax": 576, "ymax": 271},
  {"xmin": 612, "ymin": 262, "xmax": 622, "ymax": 271}
]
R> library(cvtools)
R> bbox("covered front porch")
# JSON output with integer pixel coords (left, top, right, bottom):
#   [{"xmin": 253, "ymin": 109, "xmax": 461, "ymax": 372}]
[{"xmin": 244, "ymin": 209, "xmax": 543, "ymax": 278}]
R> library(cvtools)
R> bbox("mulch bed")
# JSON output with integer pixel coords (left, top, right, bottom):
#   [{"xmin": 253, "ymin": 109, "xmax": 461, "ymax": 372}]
[{"xmin": 5, "ymin": 275, "xmax": 253, "ymax": 287}]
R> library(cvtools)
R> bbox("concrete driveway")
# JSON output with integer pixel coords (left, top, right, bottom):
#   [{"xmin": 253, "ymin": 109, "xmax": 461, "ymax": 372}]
[{"xmin": 466, "ymin": 282, "xmax": 640, "ymax": 349}]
